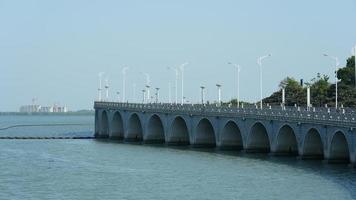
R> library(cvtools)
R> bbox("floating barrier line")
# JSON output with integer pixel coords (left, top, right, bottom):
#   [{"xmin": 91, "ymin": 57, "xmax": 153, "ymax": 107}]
[
  {"xmin": 0, "ymin": 123, "xmax": 91, "ymax": 131},
  {"xmin": 0, "ymin": 136, "xmax": 94, "ymax": 140}
]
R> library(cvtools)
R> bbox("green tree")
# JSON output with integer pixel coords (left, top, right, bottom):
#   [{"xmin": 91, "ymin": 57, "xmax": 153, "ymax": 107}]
[
  {"xmin": 328, "ymin": 82, "xmax": 356, "ymax": 107},
  {"xmin": 337, "ymin": 56, "xmax": 355, "ymax": 86},
  {"xmin": 282, "ymin": 77, "xmax": 305, "ymax": 106},
  {"xmin": 309, "ymin": 73, "xmax": 330, "ymax": 107},
  {"xmin": 264, "ymin": 77, "xmax": 305, "ymax": 106},
  {"xmin": 263, "ymin": 90, "xmax": 281, "ymax": 106},
  {"xmin": 225, "ymin": 99, "xmax": 253, "ymax": 107}
]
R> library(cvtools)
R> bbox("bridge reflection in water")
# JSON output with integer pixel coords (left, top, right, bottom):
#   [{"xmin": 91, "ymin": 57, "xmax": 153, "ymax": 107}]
[{"xmin": 94, "ymin": 102, "xmax": 356, "ymax": 165}]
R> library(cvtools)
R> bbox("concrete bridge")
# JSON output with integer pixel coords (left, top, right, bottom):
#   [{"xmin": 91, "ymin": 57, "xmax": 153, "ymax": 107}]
[{"xmin": 94, "ymin": 101, "xmax": 356, "ymax": 165}]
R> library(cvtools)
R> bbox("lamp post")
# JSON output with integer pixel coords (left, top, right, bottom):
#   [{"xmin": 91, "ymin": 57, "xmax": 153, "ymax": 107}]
[
  {"xmin": 168, "ymin": 82, "xmax": 172, "ymax": 104},
  {"xmin": 142, "ymin": 90, "xmax": 146, "ymax": 104},
  {"xmin": 155, "ymin": 87, "xmax": 160, "ymax": 103},
  {"xmin": 179, "ymin": 62, "xmax": 189, "ymax": 105},
  {"xmin": 166, "ymin": 67, "xmax": 173, "ymax": 104},
  {"xmin": 324, "ymin": 54, "xmax": 340, "ymax": 109},
  {"xmin": 307, "ymin": 86, "xmax": 311, "ymax": 110},
  {"xmin": 116, "ymin": 91, "xmax": 120, "ymax": 102},
  {"xmin": 132, "ymin": 83, "xmax": 136, "ymax": 103},
  {"xmin": 167, "ymin": 67, "xmax": 179, "ymax": 104},
  {"xmin": 141, "ymin": 72, "xmax": 150, "ymax": 102},
  {"xmin": 98, "ymin": 72, "xmax": 104, "ymax": 101},
  {"xmin": 104, "ymin": 78, "xmax": 109, "ymax": 101},
  {"xmin": 145, "ymin": 85, "xmax": 150, "ymax": 103},
  {"xmin": 122, "ymin": 67, "xmax": 129, "ymax": 102},
  {"xmin": 183, "ymin": 96, "xmax": 187, "ymax": 104},
  {"xmin": 257, "ymin": 54, "xmax": 272, "ymax": 109},
  {"xmin": 282, "ymin": 87, "xmax": 285, "ymax": 106},
  {"xmin": 228, "ymin": 62, "xmax": 241, "ymax": 108},
  {"xmin": 175, "ymin": 68, "xmax": 179, "ymax": 104},
  {"xmin": 216, "ymin": 84, "xmax": 222, "ymax": 106},
  {"xmin": 354, "ymin": 45, "xmax": 356, "ymax": 88},
  {"xmin": 200, "ymin": 86, "xmax": 205, "ymax": 105}
]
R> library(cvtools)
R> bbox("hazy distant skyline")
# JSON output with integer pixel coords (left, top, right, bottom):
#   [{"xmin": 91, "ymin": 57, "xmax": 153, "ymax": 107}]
[{"xmin": 1, "ymin": 0, "xmax": 356, "ymax": 111}]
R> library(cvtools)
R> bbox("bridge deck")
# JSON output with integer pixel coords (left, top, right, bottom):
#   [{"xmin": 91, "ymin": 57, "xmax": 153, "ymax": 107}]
[{"xmin": 94, "ymin": 102, "xmax": 356, "ymax": 128}]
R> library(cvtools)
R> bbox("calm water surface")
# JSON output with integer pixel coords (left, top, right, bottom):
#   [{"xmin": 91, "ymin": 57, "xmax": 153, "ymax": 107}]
[{"xmin": 0, "ymin": 115, "xmax": 355, "ymax": 200}]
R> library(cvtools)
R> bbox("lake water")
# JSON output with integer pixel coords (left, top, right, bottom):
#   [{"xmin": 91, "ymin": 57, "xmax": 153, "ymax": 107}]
[{"xmin": 0, "ymin": 115, "xmax": 355, "ymax": 200}]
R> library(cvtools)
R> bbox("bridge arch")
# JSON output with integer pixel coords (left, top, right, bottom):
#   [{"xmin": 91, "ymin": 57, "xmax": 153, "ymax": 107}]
[
  {"xmin": 169, "ymin": 116, "xmax": 190, "ymax": 145},
  {"xmin": 246, "ymin": 122, "xmax": 270, "ymax": 152},
  {"xmin": 110, "ymin": 111, "xmax": 124, "ymax": 139},
  {"xmin": 302, "ymin": 128, "xmax": 324, "ymax": 158},
  {"xmin": 220, "ymin": 121, "xmax": 243, "ymax": 149},
  {"xmin": 275, "ymin": 124, "xmax": 298, "ymax": 155},
  {"xmin": 146, "ymin": 114, "xmax": 165, "ymax": 143},
  {"xmin": 195, "ymin": 118, "xmax": 216, "ymax": 147},
  {"xmin": 126, "ymin": 113, "xmax": 143, "ymax": 141},
  {"xmin": 100, "ymin": 110, "xmax": 109, "ymax": 138},
  {"xmin": 328, "ymin": 131, "xmax": 350, "ymax": 162}
]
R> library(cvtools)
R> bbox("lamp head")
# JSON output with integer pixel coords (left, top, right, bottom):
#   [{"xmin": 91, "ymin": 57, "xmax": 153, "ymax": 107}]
[
  {"xmin": 122, "ymin": 67, "xmax": 129, "ymax": 74},
  {"xmin": 179, "ymin": 62, "xmax": 189, "ymax": 70}
]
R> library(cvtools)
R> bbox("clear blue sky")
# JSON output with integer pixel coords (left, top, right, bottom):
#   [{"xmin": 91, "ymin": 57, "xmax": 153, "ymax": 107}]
[{"xmin": 1, "ymin": 0, "xmax": 355, "ymax": 111}]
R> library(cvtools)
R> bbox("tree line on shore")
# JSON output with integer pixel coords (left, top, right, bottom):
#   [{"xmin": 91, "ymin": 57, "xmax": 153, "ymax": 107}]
[
  {"xmin": 228, "ymin": 55, "xmax": 356, "ymax": 108},
  {"xmin": 264, "ymin": 55, "xmax": 356, "ymax": 107}
]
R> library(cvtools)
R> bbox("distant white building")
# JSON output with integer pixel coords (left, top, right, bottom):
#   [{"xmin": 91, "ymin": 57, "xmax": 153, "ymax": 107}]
[
  {"xmin": 39, "ymin": 106, "xmax": 54, "ymax": 113},
  {"xmin": 53, "ymin": 104, "xmax": 68, "ymax": 113},
  {"xmin": 19, "ymin": 101, "xmax": 68, "ymax": 113},
  {"xmin": 19, "ymin": 105, "xmax": 41, "ymax": 113}
]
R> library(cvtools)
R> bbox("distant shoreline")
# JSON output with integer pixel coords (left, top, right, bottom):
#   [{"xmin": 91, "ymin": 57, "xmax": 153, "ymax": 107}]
[{"xmin": 0, "ymin": 111, "xmax": 94, "ymax": 116}]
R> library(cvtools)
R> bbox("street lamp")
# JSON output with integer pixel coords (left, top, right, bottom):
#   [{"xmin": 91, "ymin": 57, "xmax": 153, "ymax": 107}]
[
  {"xmin": 116, "ymin": 91, "xmax": 120, "ymax": 102},
  {"xmin": 324, "ymin": 54, "xmax": 340, "ymax": 109},
  {"xmin": 142, "ymin": 89, "xmax": 146, "ymax": 104},
  {"xmin": 179, "ymin": 62, "xmax": 189, "ymax": 105},
  {"xmin": 168, "ymin": 82, "xmax": 172, "ymax": 104},
  {"xmin": 155, "ymin": 87, "xmax": 160, "ymax": 103},
  {"xmin": 122, "ymin": 67, "xmax": 129, "ymax": 102},
  {"xmin": 145, "ymin": 85, "xmax": 150, "ymax": 103},
  {"xmin": 257, "ymin": 54, "xmax": 272, "ymax": 109},
  {"xmin": 166, "ymin": 67, "xmax": 173, "ymax": 104},
  {"xmin": 307, "ymin": 86, "xmax": 311, "ymax": 109},
  {"xmin": 200, "ymin": 86, "xmax": 205, "ymax": 105},
  {"xmin": 97, "ymin": 72, "xmax": 104, "ymax": 101},
  {"xmin": 228, "ymin": 62, "xmax": 241, "ymax": 108},
  {"xmin": 132, "ymin": 83, "xmax": 136, "ymax": 103},
  {"xmin": 216, "ymin": 84, "xmax": 222, "ymax": 106},
  {"xmin": 167, "ymin": 67, "xmax": 179, "ymax": 104},
  {"xmin": 281, "ymin": 87, "xmax": 285, "ymax": 106},
  {"xmin": 104, "ymin": 78, "xmax": 109, "ymax": 102},
  {"xmin": 353, "ymin": 45, "xmax": 356, "ymax": 88},
  {"xmin": 141, "ymin": 72, "xmax": 151, "ymax": 102},
  {"xmin": 175, "ymin": 68, "xmax": 179, "ymax": 104},
  {"xmin": 183, "ymin": 96, "xmax": 188, "ymax": 104}
]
